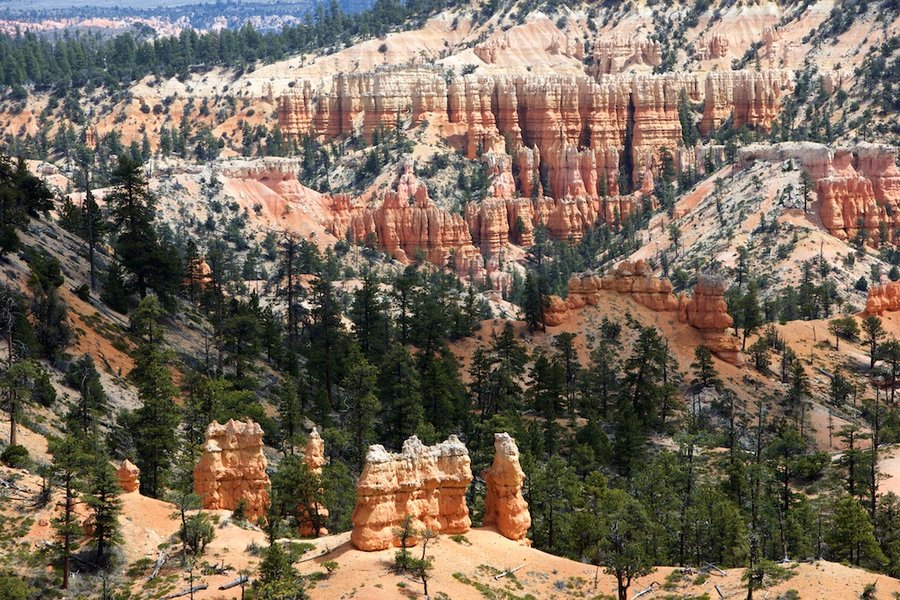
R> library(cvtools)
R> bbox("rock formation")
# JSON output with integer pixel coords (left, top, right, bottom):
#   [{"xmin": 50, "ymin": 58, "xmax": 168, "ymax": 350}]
[
  {"xmin": 194, "ymin": 419, "xmax": 270, "ymax": 521},
  {"xmin": 701, "ymin": 70, "xmax": 792, "ymax": 135},
  {"xmin": 739, "ymin": 142, "xmax": 900, "ymax": 245},
  {"xmin": 483, "ymin": 433, "xmax": 531, "ymax": 542},
  {"xmin": 696, "ymin": 34, "xmax": 730, "ymax": 60},
  {"xmin": 866, "ymin": 281, "xmax": 900, "ymax": 315},
  {"xmin": 678, "ymin": 275, "xmax": 743, "ymax": 365},
  {"xmin": 299, "ymin": 428, "xmax": 329, "ymax": 537},
  {"xmin": 350, "ymin": 435, "xmax": 473, "ymax": 551},
  {"xmin": 542, "ymin": 294, "xmax": 571, "ymax": 327},
  {"xmin": 276, "ymin": 69, "xmax": 784, "ymax": 196},
  {"xmin": 327, "ymin": 159, "xmax": 484, "ymax": 279},
  {"xmin": 116, "ymin": 459, "xmax": 140, "ymax": 493},
  {"xmin": 599, "ymin": 260, "xmax": 680, "ymax": 311},
  {"xmin": 544, "ymin": 263, "xmax": 743, "ymax": 365}
]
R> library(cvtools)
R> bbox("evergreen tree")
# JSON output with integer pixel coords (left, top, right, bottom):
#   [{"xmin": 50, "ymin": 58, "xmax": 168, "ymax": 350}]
[
  {"xmin": 130, "ymin": 296, "xmax": 181, "ymax": 497},
  {"xmin": 690, "ymin": 345, "xmax": 719, "ymax": 388},
  {"xmin": 253, "ymin": 542, "xmax": 308, "ymax": 599},
  {"xmin": 65, "ymin": 354, "xmax": 108, "ymax": 437},
  {"xmin": 342, "ymin": 344, "xmax": 380, "ymax": 469},
  {"xmin": 84, "ymin": 457, "xmax": 122, "ymax": 568},
  {"xmin": 2, "ymin": 359, "xmax": 39, "ymax": 446},
  {"xmin": 862, "ymin": 315, "xmax": 885, "ymax": 370},
  {"xmin": 827, "ymin": 495, "xmax": 886, "ymax": 567},
  {"xmin": 378, "ymin": 343, "xmax": 423, "ymax": 449},
  {"xmin": 106, "ymin": 155, "xmax": 181, "ymax": 302},
  {"xmin": 522, "ymin": 272, "xmax": 548, "ymax": 332},
  {"xmin": 49, "ymin": 433, "xmax": 88, "ymax": 589}
]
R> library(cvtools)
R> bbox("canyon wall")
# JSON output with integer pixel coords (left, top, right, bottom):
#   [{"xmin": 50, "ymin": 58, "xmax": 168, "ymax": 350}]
[
  {"xmin": 328, "ymin": 159, "xmax": 484, "ymax": 278},
  {"xmin": 277, "ymin": 68, "xmax": 790, "ymax": 195},
  {"xmin": 194, "ymin": 419, "xmax": 271, "ymax": 521},
  {"xmin": 350, "ymin": 435, "xmax": 473, "ymax": 551},
  {"xmin": 739, "ymin": 142, "xmax": 900, "ymax": 245}
]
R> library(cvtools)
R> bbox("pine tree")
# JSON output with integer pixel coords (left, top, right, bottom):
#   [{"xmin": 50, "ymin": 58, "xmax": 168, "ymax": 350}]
[
  {"xmin": 690, "ymin": 345, "xmax": 719, "ymax": 388},
  {"xmin": 2, "ymin": 359, "xmax": 38, "ymax": 446},
  {"xmin": 378, "ymin": 343, "xmax": 423, "ymax": 449},
  {"xmin": 130, "ymin": 296, "xmax": 181, "ymax": 497},
  {"xmin": 84, "ymin": 457, "xmax": 122, "ymax": 568},
  {"xmin": 862, "ymin": 315, "xmax": 885, "ymax": 370},
  {"xmin": 253, "ymin": 542, "xmax": 308, "ymax": 599},
  {"xmin": 827, "ymin": 495, "xmax": 886, "ymax": 567},
  {"xmin": 343, "ymin": 344, "xmax": 380, "ymax": 469},
  {"xmin": 49, "ymin": 433, "xmax": 88, "ymax": 589},
  {"xmin": 65, "ymin": 354, "xmax": 108, "ymax": 437}
]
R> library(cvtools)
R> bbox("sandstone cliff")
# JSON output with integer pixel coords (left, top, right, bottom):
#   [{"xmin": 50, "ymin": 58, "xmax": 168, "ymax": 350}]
[
  {"xmin": 678, "ymin": 275, "xmax": 743, "ymax": 365},
  {"xmin": 328, "ymin": 159, "xmax": 484, "ymax": 278},
  {"xmin": 483, "ymin": 433, "xmax": 531, "ymax": 542},
  {"xmin": 350, "ymin": 435, "xmax": 473, "ymax": 551},
  {"xmin": 194, "ymin": 419, "xmax": 270, "ymax": 521}
]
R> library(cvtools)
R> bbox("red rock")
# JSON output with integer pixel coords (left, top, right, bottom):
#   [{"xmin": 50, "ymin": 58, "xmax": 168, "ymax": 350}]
[
  {"xmin": 542, "ymin": 295, "xmax": 570, "ymax": 327},
  {"xmin": 483, "ymin": 433, "xmax": 531, "ymax": 542},
  {"xmin": 591, "ymin": 35, "xmax": 661, "ymax": 75},
  {"xmin": 350, "ymin": 435, "xmax": 472, "ymax": 551},
  {"xmin": 866, "ymin": 281, "xmax": 900, "ymax": 315},
  {"xmin": 678, "ymin": 275, "xmax": 743, "ymax": 365},
  {"xmin": 298, "ymin": 428, "xmax": 329, "ymax": 538},
  {"xmin": 194, "ymin": 419, "xmax": 270, "ymax": 521},
  {"xmin": 115, "ymin": 459, "xmax": 140, "ymax": 494},
  {"xmin": 599, "ymin": 260, "xmax": 679, "ymax": 311}
]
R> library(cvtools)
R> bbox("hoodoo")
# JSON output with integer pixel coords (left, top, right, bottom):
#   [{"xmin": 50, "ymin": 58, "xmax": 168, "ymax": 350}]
[
  {"xmin": 194, "ymin": 419, "xmax": 271, "ymax": 521},
  {"xmin": 298, "ymin": 428, "xmax": 329, "ymax": 537},
  {"xmin": 115, "ymin": 459, "xmax": 140, "ymax": 494},
  {"xmin": 483, "ymin": 433, "xmax": 532, "ymax": 542},
  {"xmin": 350, "ymin": 435, "xmax": 473, "ymax": 551}
]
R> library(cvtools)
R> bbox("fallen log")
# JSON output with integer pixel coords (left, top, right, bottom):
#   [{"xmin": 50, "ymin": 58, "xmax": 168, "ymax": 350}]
[
  {"xmin": 715, "ymin": 584, "xmax": 725, "ymax": 599},
  {"xmin": 632, "ymin": 581, "xmax": 659, "ymax": 599},
  {"xmin": 162, "ymin": 584, "xmax": 208, "ymax": 599},
  {"xmin": 704, "ymin": 561, "xmax": 727, "ymax": 576},
  {"xmin": 148, "ymin": 550, "xmax": 168, "ymax": 581},
  {"xmin": 494, "ymin": 564, "xmax": 526, "ymax": 580},
  {"xmin": 219, "ymin": 575, "xmax": 249, "ymax": 591}
]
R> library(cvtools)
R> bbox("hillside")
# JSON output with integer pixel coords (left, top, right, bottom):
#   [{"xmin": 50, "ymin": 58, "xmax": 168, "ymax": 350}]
[{"xmin": 0, "ymin": 0, "xmax": 899, "ymax": 599}]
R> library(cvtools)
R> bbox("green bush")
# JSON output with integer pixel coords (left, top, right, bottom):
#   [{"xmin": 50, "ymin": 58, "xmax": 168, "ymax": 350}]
[
  {"xmin": 0, "ymin": 444, "xmax": 29, "ymax": 468},
  {"xmin": 0, "ymin": 573, "xmax": 27, "ymax": 600}
]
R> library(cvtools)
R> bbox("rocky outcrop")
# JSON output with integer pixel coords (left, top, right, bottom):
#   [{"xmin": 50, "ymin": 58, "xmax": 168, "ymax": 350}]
[
  {"xmin": 299, "ymin": 428, "xmax": 329, "ymax": 538},
  {"xmin": 565, "ymin": 273, "xmax": 603, "ymax": 309},
  {"xmin": 116, "ymin": 459, "xmax": 140, "ymax": 493},
  {"xmin": 483, "ymin": 433, "xmax": 531, "ymax": 542},
  {"xmin": 542, "ymin": 294, "xmax": 571, "ymax": 327},
  {"xmin": 599, "ymin": 260, "xmax": 680, "ymax": 311},
  {"xmin": 866, "ymin": 281, "xmax": 900, "ymax": 315},
  {"xmin": 194, "ymin": 419, "xmax": 270, "ymax": 521},
  {"xmin": 350, "ymin": 435, "xmax": 472, "ymax": 551},
  {"xmin": 696, "ymin": 34, "xmax": 729, "ymax": 61},
  {"xmin": 739, "ymin": 142, "xmax": 900, "ymax": 245},
  {"xmin": 277, "ymin": 69, "xmax": 779, "ymax": 196},
  {"xmin": 678, "ymin": 275, "xmax": 742, "ymax": 365}
]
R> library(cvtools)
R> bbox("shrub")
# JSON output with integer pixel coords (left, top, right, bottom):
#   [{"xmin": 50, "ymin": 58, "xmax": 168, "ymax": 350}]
[{"xmin": 0, "ymin": 444, "xmax": 29, "ymax": 468}]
